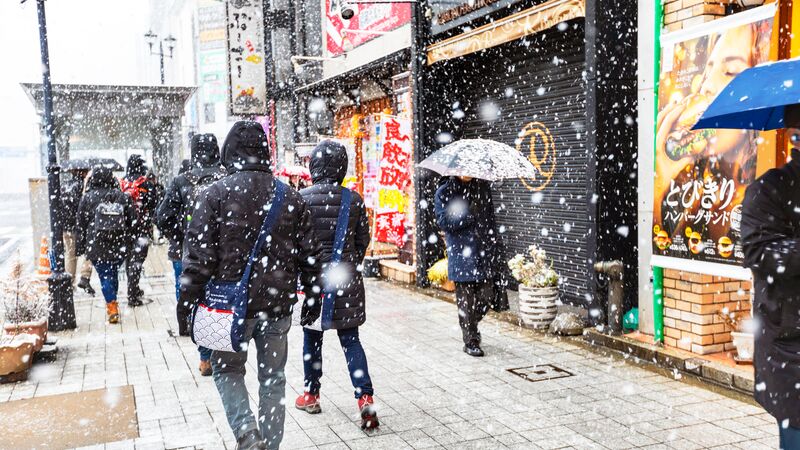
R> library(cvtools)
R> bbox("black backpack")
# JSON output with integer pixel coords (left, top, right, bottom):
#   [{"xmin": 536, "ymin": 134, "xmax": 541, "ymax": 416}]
[
  {"xmin": 183, "ymin": 170, "xmax": 224, "ymax": 229},
  {"xmin": 94, "ymin": 193, "xmax": 126, "ymax": 233}
]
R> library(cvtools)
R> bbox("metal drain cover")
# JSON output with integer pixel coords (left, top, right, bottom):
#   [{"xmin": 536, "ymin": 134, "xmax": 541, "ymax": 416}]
[{"xmin": 507, "ymin": 364, "xmax": 573, "ymax": 382}]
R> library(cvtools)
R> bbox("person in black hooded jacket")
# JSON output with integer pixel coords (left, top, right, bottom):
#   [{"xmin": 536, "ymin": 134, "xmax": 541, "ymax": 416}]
[
  {"xmin": 76, "ymin": 167, "xmax": 136, "ymax": 324},
  {"xmin": 293, "ymin": 140, "xmax": 377, "ymax": 429},
  {"xmin": 120, "ymin": 154, "xmax": 159, "ymax": 306},
  {"xmin": 157, "ymin": 133, "xmax": 225, "ymax": 377},
  {"xmin": 180, "ymin": 121, "xmax": 322, "ymax": 450}
]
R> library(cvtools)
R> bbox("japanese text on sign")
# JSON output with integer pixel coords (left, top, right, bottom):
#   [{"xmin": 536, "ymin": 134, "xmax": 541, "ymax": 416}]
[
  {"xmin": 226, "ymin": 0, "xmax": 268, "ymax": 115},
  {"xmin": 375, "ymin": 117, "xmax": 413, "ymax": 246}
]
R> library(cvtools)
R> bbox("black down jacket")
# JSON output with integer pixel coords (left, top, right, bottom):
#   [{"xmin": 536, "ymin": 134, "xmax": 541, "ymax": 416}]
[
  {"xmin": 61, "ymin": 174, "xmax": 85, "ymax": 232},
  {"xmin": 300, "ymin": 140, "xmax": 371, "ymax": 329},
  {"xmin": 75, "ymin": 167, "xmax": 136, "ymax": 263},
  {"xmin": 156, "ymin": 133, "xmax": 226, "ymax": 261},
  {"xmin": 180, "ymin": 121, "xmax": 323, "ymax": 320},
  {"xmin": 122, "ymin": 154, "xmax": 159, "ymax": 238},
  {"xmin": 741, "ymin": 148, "xmax": 800, "ymax": 428}
]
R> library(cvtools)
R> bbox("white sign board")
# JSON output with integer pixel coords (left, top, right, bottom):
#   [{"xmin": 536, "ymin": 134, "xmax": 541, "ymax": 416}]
[{"xmin": 226, "ymin": 0, "xmax": 268, "ymax": 115}]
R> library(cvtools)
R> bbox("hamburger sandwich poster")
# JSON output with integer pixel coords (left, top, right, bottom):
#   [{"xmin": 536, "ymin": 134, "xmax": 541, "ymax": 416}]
[{"xmin": 653, "ymin": 5, "xmax": 774, "ymax": 271}]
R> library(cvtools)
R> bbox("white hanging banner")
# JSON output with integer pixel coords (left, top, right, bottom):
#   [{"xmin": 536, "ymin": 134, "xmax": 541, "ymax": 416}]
[{"xmin": 226, "ymin": 0, "xmax": 268, "ymax": 115}]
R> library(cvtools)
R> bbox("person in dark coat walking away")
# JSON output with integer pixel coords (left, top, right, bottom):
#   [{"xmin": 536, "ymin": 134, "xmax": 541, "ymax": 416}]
[
  {"xmin": 434, "ymin": 176, "xmax": 504, "ymax": 357},
  {"xmin": 293, "ymin": 140, "xmax": 378, "ymax": 429},
  {"xmin": 62, "ymin": 168, "xmax": 97, "ymax": 295},
  {"xmin": 120, "ymin": 154, "xmax": 159, "ymax": 306},
  {"xmin": 75, "ymin": 167, "xmax": 136, "ymax": 324},
  {"xmin": 181, "ymin": 121, "xmax": 322, "ymax": 450},
  {"xmin": 156, "ymin": 134, "xmax": 225, "ymax": 377},
  {"xmin": 741, "ymin": 106, "xmax": 800, "ymax": 449}
]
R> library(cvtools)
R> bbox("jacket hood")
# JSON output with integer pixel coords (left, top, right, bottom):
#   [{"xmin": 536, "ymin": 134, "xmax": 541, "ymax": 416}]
[
  {"xmin": 126, "ymin": 154, "xmax": 148, "ymax": 179},
  {"xmin": 221, "ymin": 121, "xmax": 271, "ymax": 172},
  {"xmin": 190, "ymin": 133, "xmax": 220, "ymax": 168},
  {"xmin": 87, "ymin": 167, "xmax": 118, "ymax": 190},
  {"xmin": 309, "ymin": 140, "xmax": 348, "ymax": 184},
  {"xmin": 179, "ymin": 159, "xmax": 192, "ymax": 175}
]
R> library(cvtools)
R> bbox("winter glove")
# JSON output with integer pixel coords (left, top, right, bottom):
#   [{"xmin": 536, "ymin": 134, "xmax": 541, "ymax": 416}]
[{"xmin": 299, "ymin": 294, "xmax": 322, "ymax": 326}]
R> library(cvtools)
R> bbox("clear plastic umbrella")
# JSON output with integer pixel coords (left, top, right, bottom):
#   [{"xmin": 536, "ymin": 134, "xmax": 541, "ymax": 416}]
[{"xmin": 418, "ymin": 139, "xmax": 537, "ymax": 181}]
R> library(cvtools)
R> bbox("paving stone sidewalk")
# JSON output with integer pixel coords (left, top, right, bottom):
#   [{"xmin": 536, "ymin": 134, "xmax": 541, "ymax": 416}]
[{"xmin": 0, "ymin": 248, "xmax": 779, "ymax": 449}]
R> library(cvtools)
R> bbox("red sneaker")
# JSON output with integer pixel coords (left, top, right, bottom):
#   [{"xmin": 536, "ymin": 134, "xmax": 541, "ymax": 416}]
[
  {"xmin": 358, "ymin": 394, "xmax": 379, "ymax": 430},
  {"xmin": 295, "ymin": 393, "xmax": 321, "ymax": 414}
]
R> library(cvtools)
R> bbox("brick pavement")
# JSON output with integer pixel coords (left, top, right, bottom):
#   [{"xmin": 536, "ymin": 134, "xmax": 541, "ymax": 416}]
[{"xmin": 0, "ymin": 248, "xmax": 780, "ymax": 449}]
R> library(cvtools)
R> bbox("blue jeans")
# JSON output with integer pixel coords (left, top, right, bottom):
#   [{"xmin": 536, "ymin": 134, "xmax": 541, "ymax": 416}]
[
  {"xmin": 172, "ymin": 260, "xmax": 182, "ymax": 300},
  {"xmin": 303, "ymin": 327, "xmax": 374, "ymax": 399},
  {"xmin": 172, "ymin": 260, "xmax": 211, "ymax": 362},
  {"xmin": 212, "ymin": 315, "xmax": 291, "ymax": 449},
  {"xmin": 780, "ymin": 422, "xmax": 800, "ymax": 450},
  {"xmin": 93, "ymin": 260, "xmax": 122, "ymax": 303}
]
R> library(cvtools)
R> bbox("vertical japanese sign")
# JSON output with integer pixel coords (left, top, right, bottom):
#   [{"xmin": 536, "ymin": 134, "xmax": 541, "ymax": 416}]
[
  {"xmin": 375, "ymin": 116, "xmax": 413, "ymax": 246},
  {"xmin": 226, "ymin": 0, "xmax": 268, "ymax": 115},
  {"xmin": 653, "ymin": 6, "xmax": 774, "ymax": 269},
  {"xmin": 325, "ymin": 0, "xmax": 411, "ymax": 56}
]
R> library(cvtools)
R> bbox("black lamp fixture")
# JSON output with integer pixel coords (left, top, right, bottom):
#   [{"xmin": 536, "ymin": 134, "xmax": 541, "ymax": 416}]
[{"xmin": 144, "ymin": 29, "xmax": 177, "ymax": 85}]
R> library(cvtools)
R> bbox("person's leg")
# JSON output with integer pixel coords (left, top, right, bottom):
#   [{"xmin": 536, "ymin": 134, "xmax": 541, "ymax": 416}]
[
  {"xmin": 94, "ymin": 261, "xmax": 120, "ymax": 323},
  {"xmin": 455, "ymin": 282, "xmax": 480, "ymax": 345},
  {"xmin": 337, "ymin": 327, "xmax": 374, "ymax": 398},
  {"xmin": 62, "ymin": 232, "xmax": 77, "ymax": 279},
  {"xmin": 94, "ymin": 262, "xmax": 116, "ymax": 302},
  {"xmin": 212, "ymin": 319, "xmax": 259, "ymax": 441},
  {"xmin": 198, "ymin": 346, "xmax": 212, "ymax": 362},
  {"xmin": 303, "ymin": 328, "xmax": 324, "ymax": 395},
  {"xmin": 171, "ymin": 260, "xmax": 182, "ymax": 301},
  {"xmin": 126, "ymin": 236, "xmax": 149, "ymax": 302},
  {"xmin": 80, "ymin": 257, "xmax": 93, "ymax": 279},
  {"xmin": 77, "ymin": 257, "xmax": 96, "ymax": 295},
  {"xmin": 253, "ymin": 316, "xmax": 291, "ymax": 449},
  {"xmin": 779, "ymin": 422, "xmax": 800, "ymax": 450}
]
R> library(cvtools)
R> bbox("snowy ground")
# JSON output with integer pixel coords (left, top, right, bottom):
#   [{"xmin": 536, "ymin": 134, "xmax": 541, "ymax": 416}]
[{"xmin": 0, "ymin": 246, "xmax": 780, "ymax": 449}]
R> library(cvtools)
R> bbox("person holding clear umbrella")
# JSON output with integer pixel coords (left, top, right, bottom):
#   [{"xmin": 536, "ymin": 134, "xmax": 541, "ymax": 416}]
[{"xmin": 425, "ymin": 139, "xmax": 531, "ymax": 356}]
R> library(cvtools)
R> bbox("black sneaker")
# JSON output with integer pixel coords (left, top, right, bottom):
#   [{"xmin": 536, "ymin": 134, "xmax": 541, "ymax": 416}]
[
  {"xmin": 236, "ymin": 430, "xmax": 266, "ymax": 450},
  {"xmin": 77, "ymin": 277, "xmax": 96, "ymax": 296},
  {"xmin": 127, "ymin": 297, "xmax": 144, "ymax": 307},
  {"xmin": 463, "ymin": 343, "xmax": 485, "ymax": 357}
]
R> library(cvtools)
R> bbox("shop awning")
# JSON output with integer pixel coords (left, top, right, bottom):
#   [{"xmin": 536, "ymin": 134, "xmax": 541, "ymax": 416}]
[{"xmin": 426, "ymin": 0, "xmax": 585, "ymax": 65}]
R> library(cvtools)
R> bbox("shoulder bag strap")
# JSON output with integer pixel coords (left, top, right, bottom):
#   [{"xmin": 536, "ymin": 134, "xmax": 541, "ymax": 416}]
[
  {"xmin": 330, "ymin": 188, "xmax": 352, "ymax": 265},
  {"xmin": 240, "ymin": 181, "xmax": 288, "ymax": 284},
  {"xmin": 320, "ymin": 188, "xmax": 352, "ymax": 330}
]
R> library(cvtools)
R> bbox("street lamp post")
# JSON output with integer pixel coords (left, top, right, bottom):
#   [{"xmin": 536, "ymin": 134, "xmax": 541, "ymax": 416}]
[
  {"xmin": 31, "ymin": 0, "xmax": 76, "ymax": 331},
  {"xmin": 144, "ymin": 30, "xmax": 176, "ymax": 85}
]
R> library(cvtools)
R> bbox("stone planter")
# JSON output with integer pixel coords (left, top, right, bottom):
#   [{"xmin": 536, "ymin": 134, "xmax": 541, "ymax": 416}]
[
  {"xmin": 518, "ymin": 285, "xmax": 558, "ymax": 329},
  {"xmin": 0, "ymin": 335, "xmax": 36, "ymax": 379},
  {"xmin": 731, "ymin": 331, "xmax": 754, "ymax": 363},
  {"xmin": 4, "ymin": 317, "xmax": 47, "ymax": 352}
]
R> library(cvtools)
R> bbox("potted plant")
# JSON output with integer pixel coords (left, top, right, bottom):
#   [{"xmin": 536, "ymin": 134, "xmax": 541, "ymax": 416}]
[
  {"xmin": 717, "ymin": 307, "xmax": 755, "ymax": 363},
  {"xmin": 508, "ymin": 245, "xmax": 560, "ymax": 329},
  {"xmin": 1, "ymin": 260, "xmax": 50, "ymax": 352},
  {"xmin": 0, "ymin": 333, "xmax": 37, "ymax": 381},
  {"xmin": 427, "ymin": 258, "xmax": 455, "ymax": 292}
]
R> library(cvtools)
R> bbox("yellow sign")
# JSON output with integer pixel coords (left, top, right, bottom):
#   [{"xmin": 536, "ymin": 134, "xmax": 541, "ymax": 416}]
[{"xmin": 516, "ymin": 121, "xmax": 556, "ymax": 191}]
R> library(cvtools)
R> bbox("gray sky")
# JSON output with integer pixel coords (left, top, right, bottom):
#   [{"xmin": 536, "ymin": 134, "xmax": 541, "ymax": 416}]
[{"xmin": 0, "ymin": 1, "xmax": 153, "ymax": 148}]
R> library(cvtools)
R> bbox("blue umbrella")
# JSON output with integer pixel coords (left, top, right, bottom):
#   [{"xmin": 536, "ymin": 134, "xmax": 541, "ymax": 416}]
[{"xmin": 692, "ymin": 57, "xmax": 800, "ymax": 131}]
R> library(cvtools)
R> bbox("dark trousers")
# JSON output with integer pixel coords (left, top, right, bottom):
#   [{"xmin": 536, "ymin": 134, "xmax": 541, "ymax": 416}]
[
  {"xmin": 780, "ymin": 422, "xmax": 800, "ymax": 450},
  {"xmin": 302, "ymin": 327, "xmax": 374, "ymax": 399},
  {"xmin": 455, "ymin": 281, "xmax": 492, "ymax": 345},
  {"xmin": 93, "ymin": 260, "xmax": 122, "ymax": 303},
  {"xmin": 125, "ymin": 236, "xmax": 149, "ymax": 298}
]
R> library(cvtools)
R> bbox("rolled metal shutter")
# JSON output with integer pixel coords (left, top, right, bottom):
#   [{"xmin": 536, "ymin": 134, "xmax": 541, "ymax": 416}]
[{"xmin": 446, "ymin": 24, "xmax": 589, "ymax": 305}]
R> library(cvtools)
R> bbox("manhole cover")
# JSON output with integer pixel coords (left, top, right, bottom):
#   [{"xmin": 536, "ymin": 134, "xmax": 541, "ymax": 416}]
[{"xmin": 507, "ymin": 364, "xmax": 573, "ymax": 382}]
